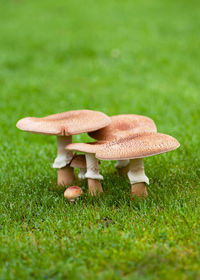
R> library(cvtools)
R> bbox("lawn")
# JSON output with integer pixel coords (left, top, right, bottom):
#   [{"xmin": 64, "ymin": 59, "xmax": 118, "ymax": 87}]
[{"xmin": 0, "ymin": 0, "xmax": 200, "ymax": 279}]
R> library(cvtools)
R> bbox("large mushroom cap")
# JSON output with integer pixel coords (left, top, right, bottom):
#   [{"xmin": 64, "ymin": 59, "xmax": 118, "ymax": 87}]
[
  {"xmin": 66, "ymin": 141, "xmax": 106, "ymax": 154},
  {"xmin": 16, "ymin": 110, "xmax": 111, "ymax": 136},
  {"xmin": 88, "ymin": 114, "xmax": 157, "ymax": 141},
  {"xmin": 95, "ymin": 133, "xmax": 180, "ymax": 160}
]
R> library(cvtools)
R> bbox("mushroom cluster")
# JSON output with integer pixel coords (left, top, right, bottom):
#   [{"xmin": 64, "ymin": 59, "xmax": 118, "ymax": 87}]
[{"xmin": 16, "ymin": 111, "xmax": 180, "ymax": 201}]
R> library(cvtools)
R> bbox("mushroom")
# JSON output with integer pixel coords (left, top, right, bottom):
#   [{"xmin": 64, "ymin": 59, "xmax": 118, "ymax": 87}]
[
  {"xmin": 95, "ymin": 133, "xmax": 180, "ymax": 198},
  {"xmin": 64, "ymin": 186, "xmax": 83, "ymax": 201},
  {"xmin": 67, "ymin": 133, "xmax": 180, "ymax": 198},
  {"xmin": 70, "ymin": 154, "xmax": 87, "ymax": 179},
  {"xmin": 88, "ymin": 114, "xmax": 157, "ymax": 175},
  {"xmin": 66, "ymin": 142, "xmax": 106, "ymax": 195},
  {"xmin": 16, "ymin": 110, "xmax": 110, "ymax": 187}
]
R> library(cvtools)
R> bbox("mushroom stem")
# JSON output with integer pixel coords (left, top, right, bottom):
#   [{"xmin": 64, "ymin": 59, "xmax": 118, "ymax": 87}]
[
  {"xmin": 53, "ymin": 136, "xmax": 74, "ymax": 169},
  {"xmin": 131, "ymin": 182, "xmax": 148, "ymax": 199},
  {"xmin": 53, "ymin": 136, "xmax": 75, "ymax": 187},
  {"xmin": 115, "ymin": 160, "xmax": 130, "ymax": 176},
  {"xmin": 128, "ymin": 158, "xmax": 149, "ymax": 185},
  {"xmin": 88, "ymin": 179, "xmax": 103, "ymax": 196},
  {"xmin": 57, "ymin": 165, "xmax": 75, "ymax": 187},
  {"xmin": 115, "ymin": 160, "xmax": 130, "ymax": 168},
  {"xmin": 85, "ymin": 153, "xmax": 103, "ymax": 195},
  {"xmin": 78, "ymin": 168, "xmax": 86, "ymax": 180},
  {"xmin": 128, "ymin": 159, "xmax": 149, "ymax": 198},
  {"xmin": 85, "ymin": 153, "xmax": 103, "ymax": 180}
]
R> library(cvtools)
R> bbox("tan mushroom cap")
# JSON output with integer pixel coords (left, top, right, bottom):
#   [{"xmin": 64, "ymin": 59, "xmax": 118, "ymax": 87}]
[
  {"xmin": 89, "ymin": 114, "xmax": 157, "ymax": 141},
  {"xmin": 95, "ymin": 133, "xmax": 180, "ymax": 160},
  {"xmin": 66, "ymin": 141, "xmax": 106, "ymax": 154},
  {"xmin": 16, "ymin": 110, "xmax": 111, "ymax": 136},
  {"xmin": 70, "ymin": 155, "xmax": 86, "ymax": 169},
  {"xmin": 64, "ymin": 186, "xmax": 83, "ymax": 200}
]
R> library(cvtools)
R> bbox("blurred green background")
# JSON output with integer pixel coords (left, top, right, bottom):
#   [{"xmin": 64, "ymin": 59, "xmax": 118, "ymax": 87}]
[{"xmin": 0, "ymin": 0, "xmax": 200, "ymax": 279}]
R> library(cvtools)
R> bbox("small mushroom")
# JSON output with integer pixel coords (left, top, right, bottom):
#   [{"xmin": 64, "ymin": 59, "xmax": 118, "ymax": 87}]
[
  {"xmin": 70, "ymin": 154, "xmax": 87, "ymax": 179},
  {"xmin": 95, "ymin": 133, "xmax": 180, "ymax": 198},
  {"xmin": 89, "ymin": 114, "xmax": 157, "ymax": 175},
  {"xmin": 16, "ymin": 110, "xmax": 110, "ymax": 187},
  {"xmin": 66, "ymin": 142, "xmax": 105, "ymax": 196},
  {"xmin": 64, "ymin": 186, "xmax": 83, "ymax": 201}
]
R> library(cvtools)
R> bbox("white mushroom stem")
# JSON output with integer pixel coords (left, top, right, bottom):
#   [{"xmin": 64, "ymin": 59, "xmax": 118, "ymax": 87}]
[
  {"xmin": 128, "ymin": 158, "xmax": 149, "ymax": 185},
  {"xmin": 53, "ymin": 136, "xmax": 74, "ymax": 169},
  {"xmin": 115, "ymin": 160, "xmax": 130, "ymax": 168},
  {"xmin": 85, "ymin": 153, "xmax": 103, "ymax": 180},
  {"xmin": 78, "ymin": 168, "xmax": 86, "ymax": 179}
]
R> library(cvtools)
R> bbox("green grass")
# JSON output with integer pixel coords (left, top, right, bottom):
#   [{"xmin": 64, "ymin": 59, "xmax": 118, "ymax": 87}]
[{"xmin": 0, "ymin": 0, "xmax": 200, "ymax": 279}]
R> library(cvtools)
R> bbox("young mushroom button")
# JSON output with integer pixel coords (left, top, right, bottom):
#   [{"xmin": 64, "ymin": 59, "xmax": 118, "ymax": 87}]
[
  {"xmin": 95, "ymin": 133, "xmax": 180, "ymax": 198},
  {"xmin": 89, "ymin": 114, "xmax": 157, "ymax": 175},
  {"xmin": 16, "ymin": 110, "xmax": 111, "ymax": 187},
  {"xmin": 64, "ymin": 186, "xmax": 83, "ymax": 202}
]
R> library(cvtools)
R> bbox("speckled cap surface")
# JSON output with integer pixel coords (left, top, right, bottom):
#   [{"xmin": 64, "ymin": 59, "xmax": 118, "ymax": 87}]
[
  {"xmin": 89, "ymin": 114, "xmax": 157, "ymax": 141},
  {"xmin": 95, "ymin": 133, "xmax": 180, "ymax": 160},
  {"xmin": 16, "ymin": 110, "xmax": 111, "ymax": 136}
]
